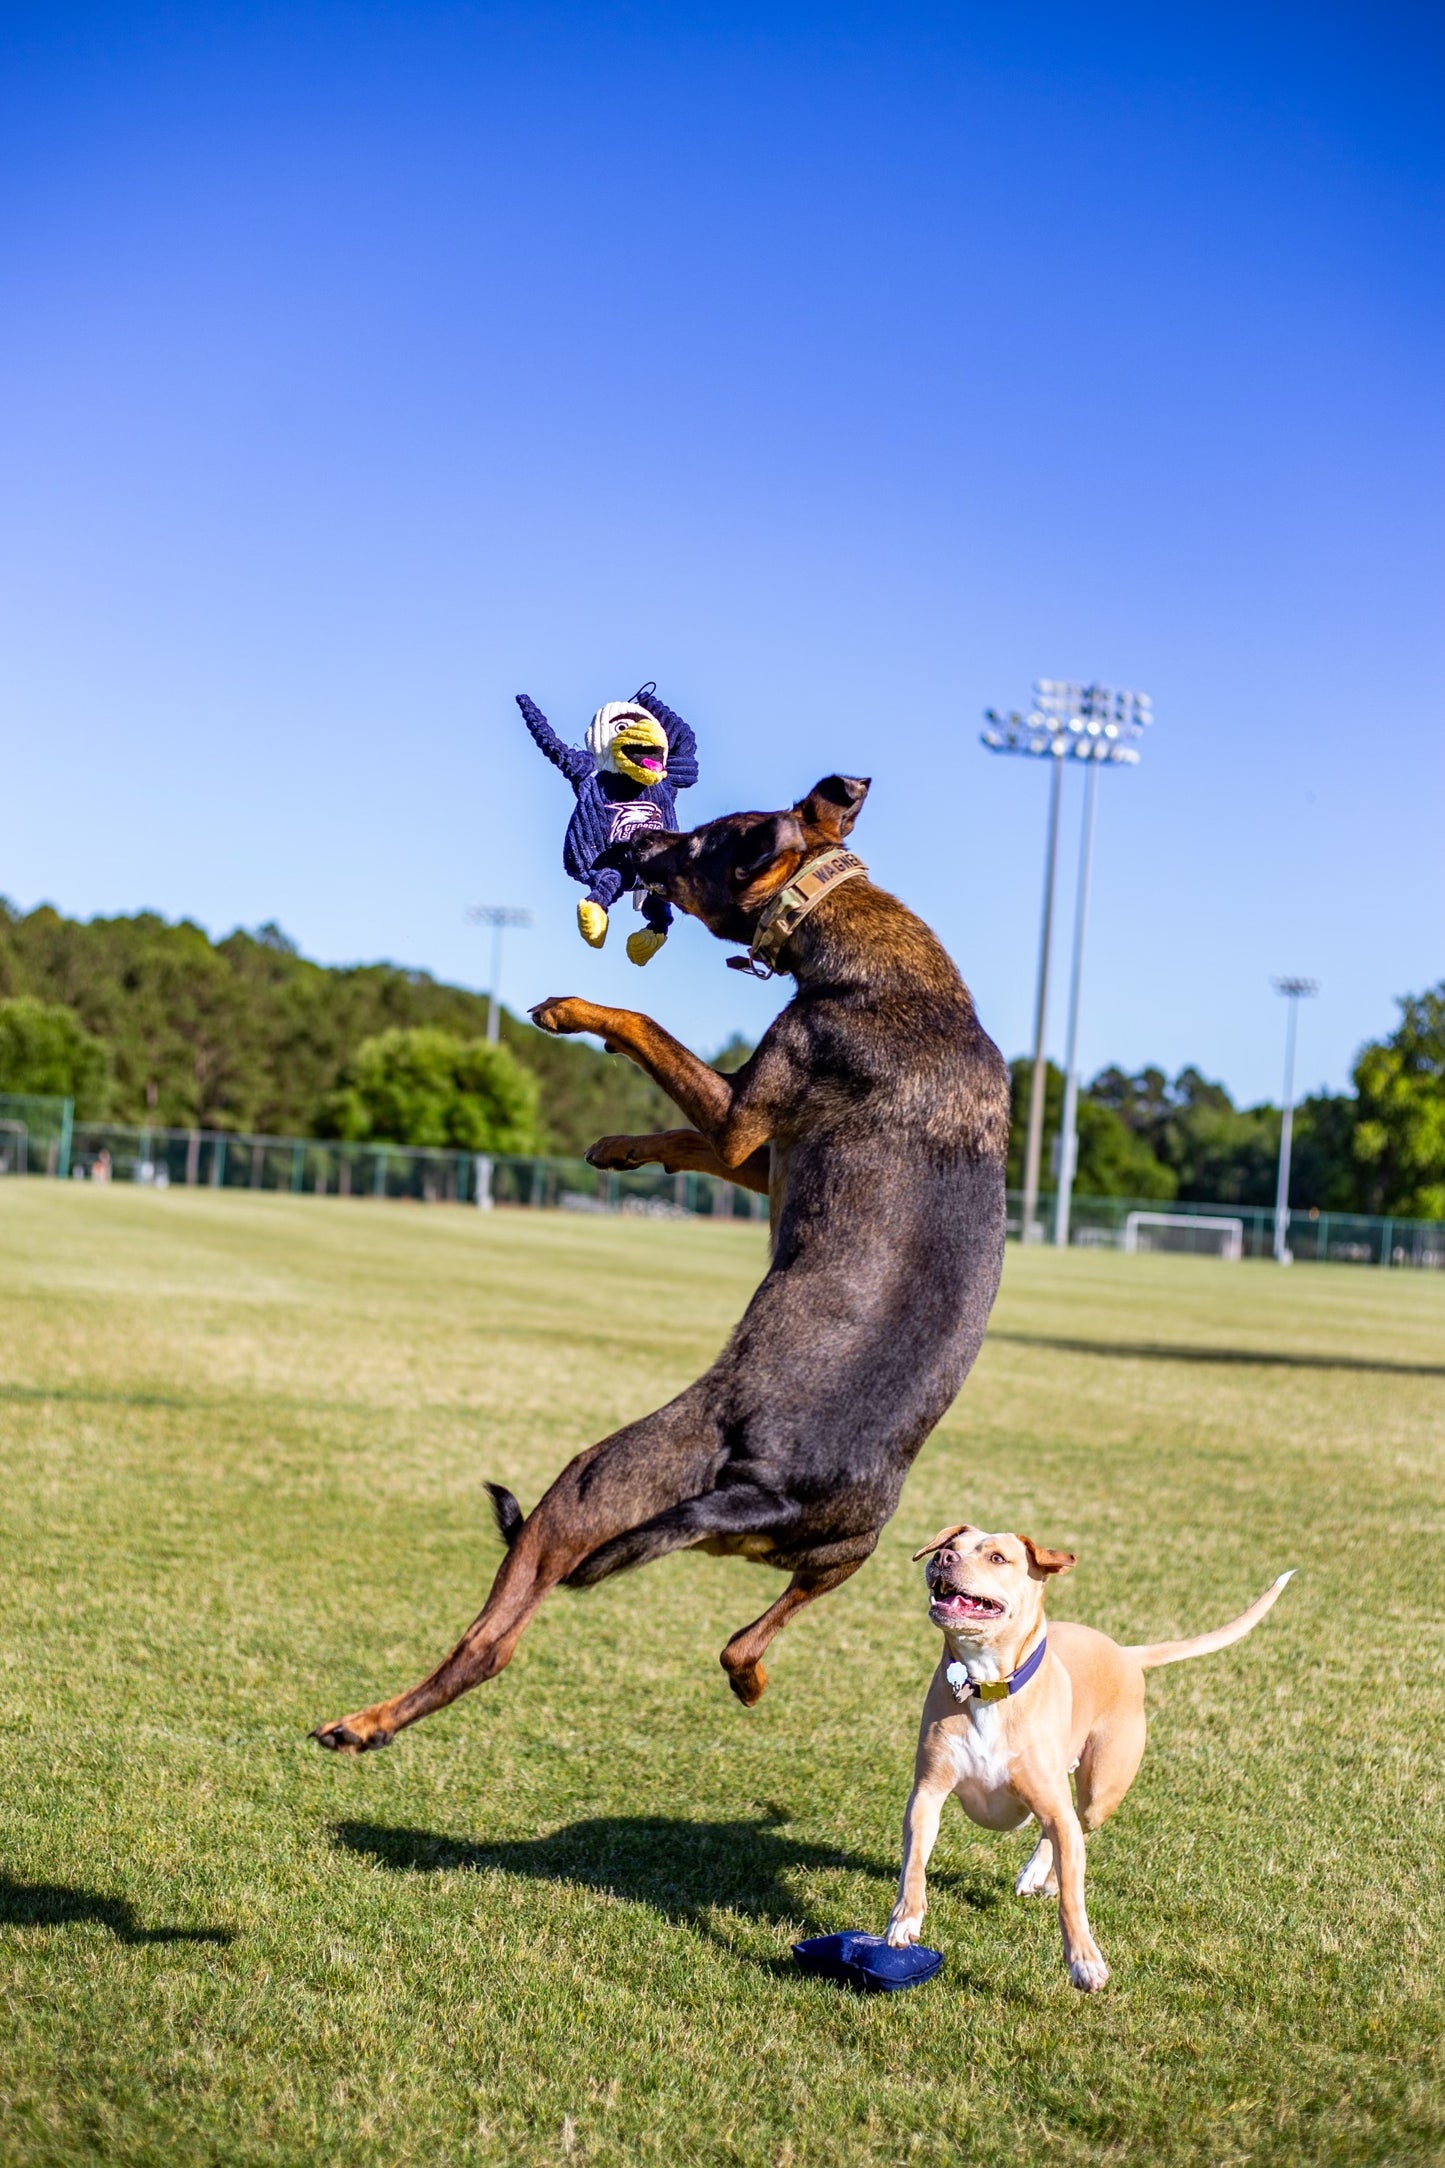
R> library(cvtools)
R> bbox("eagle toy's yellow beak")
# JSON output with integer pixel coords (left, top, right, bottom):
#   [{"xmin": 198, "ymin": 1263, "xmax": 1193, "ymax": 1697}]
[{"xmin": 609, "ymin": 716, "xmax": 668, "ymax": 786}]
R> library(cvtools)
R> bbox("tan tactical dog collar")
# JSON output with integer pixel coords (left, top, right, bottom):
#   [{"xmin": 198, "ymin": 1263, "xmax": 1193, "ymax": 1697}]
[{"xmin": 728, "ymin": 848, "xmax": 869, "ymax": 979}]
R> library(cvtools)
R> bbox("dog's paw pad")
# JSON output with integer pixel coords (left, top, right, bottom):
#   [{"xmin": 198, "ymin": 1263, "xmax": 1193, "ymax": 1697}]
[{"xmin": 311, "ymin": 1719, "xmax": 392, "ymax": 1755}]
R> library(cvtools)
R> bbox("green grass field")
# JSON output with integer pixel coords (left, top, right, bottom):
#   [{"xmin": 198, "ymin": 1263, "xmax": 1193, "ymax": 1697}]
[{"xmin": 1, "ymin": 1184, "xmax": 1442, "ymax": 2166}]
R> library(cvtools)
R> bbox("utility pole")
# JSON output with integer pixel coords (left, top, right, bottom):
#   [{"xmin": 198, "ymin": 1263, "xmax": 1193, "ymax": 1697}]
[
  {"xmin": 982, "ymin": 681, "xmax": 1153, "ymax": 1248},
  {"xmin": 1271, "ymin": 977, "xmax": 1318, "ymax": 1264},
  {"xmin": 467, "ymin": 905, "xmax": 533, "ymax": 1043}
]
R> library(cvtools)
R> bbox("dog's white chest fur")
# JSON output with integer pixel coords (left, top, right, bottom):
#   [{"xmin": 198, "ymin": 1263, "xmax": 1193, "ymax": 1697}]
[
  {"xmin": 943, "ymin": 1702, "xmax": 1012, "ymax": 1793},
  {"xmin": 934, "ymin": 1692, "xmax": 1031, "ymax": 1831}
]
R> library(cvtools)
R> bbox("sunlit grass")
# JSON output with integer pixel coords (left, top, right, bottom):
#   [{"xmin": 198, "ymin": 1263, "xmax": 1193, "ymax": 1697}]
[{"xmin": 1, "ymin": 1183, "xmax": 1441, "ymax": 2165}]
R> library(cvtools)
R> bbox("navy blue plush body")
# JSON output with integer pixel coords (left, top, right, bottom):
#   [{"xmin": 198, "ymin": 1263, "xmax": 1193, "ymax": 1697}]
[{"xmin": 517, "ymin": 689, "xmax": 699, "ymax": 931}]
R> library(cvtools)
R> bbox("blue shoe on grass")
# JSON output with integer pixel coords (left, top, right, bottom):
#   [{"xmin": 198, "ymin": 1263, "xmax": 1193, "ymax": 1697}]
[{"xmin": 791, "ymin": 1931, "xmax": 943, "ymax": 1992}]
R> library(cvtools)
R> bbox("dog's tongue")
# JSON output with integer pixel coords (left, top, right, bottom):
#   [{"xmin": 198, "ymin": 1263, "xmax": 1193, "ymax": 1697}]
[{"xmin": 935, "ymin": 1591, "xmax": 994, "ymax": 1620}]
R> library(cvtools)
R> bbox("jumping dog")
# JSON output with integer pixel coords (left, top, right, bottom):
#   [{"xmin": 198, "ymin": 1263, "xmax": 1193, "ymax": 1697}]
[{"xmin": 313, "ymin": 776, "xmax": 1010, "ymax": 1753}]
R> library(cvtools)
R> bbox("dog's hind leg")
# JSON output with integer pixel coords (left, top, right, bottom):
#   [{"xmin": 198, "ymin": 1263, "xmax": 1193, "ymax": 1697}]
[
  {"xmin": 1017, "ymin": 1703, "xmax": 1144, "ymax": 1902},
  {"xmin": 311, "ymin": 1506, "xmax": 591, "ymax": 1753},
  {"xmin": 1074, "ymin": 1705, "xmax": 1147, "ymax": 1834},
  {"xmin": 719, "ymin": 1554, "xmax": 867, "ymax": 1707},
  {"xmin": 563, "ymin": 1480, "xmax": 801, "ymax": 1588},
  {"xmin": 312, "ymin": 1402, "xmax": 719, "ymax": 1754},
  {"xmin": 1014, "ymin": 1833, "xmax": 1057, "ymax": 1897}
]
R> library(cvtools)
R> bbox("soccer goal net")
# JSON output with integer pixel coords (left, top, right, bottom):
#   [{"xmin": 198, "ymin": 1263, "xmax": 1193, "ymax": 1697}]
[{"xmin": 1122, "ymin": 1211, "xmax": 1244, "ymax": 1261}]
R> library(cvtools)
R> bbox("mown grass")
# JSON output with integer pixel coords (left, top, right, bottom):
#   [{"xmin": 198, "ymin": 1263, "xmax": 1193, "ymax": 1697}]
[{"xmin": 0, "ymin": 1182, "xmax": 1441, "ymax": 2167}]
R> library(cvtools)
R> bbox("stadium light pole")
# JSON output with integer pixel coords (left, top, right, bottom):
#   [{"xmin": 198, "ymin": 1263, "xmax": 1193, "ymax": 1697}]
[
  {"xmin": 468, "ymin": 905, "xmax": 533, "ymax": 1043},
  {"xmin": 982, "ymin": 681, "xmax": 1153, "ymax": 1248},
  {"xmin": 1054, "ymin": 759, "xmax": 1099, "ymax": 1249},
  {"xmin": 979, "ymin": 719, "xmax": 1064, "ymax": 1243},
  {"xmin": 1271, "ymin": 977, "xmax": 1318, "ymax": 1265}
]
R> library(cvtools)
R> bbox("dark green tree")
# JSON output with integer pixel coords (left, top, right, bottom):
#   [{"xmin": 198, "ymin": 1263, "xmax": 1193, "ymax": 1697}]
[
  {"xmin": 0, "ymin": 996, "xmax": 112, "ymax": 1115},
  {"xmin": 1352, "ymin": 984, "xmax": 1445, "ymax": 1218},
  {"xmin": 1158, "ymin": 1069, "xmax": 1280, "ymax": 1205},
  {"xmin": 1091, "ymin": 1062, "xmax": 1296, "ymax": 1206},
  {"xmin": 318, "ymin": 1029, "xmax": 542, "ymax": 1153},
  {"xmin": 1075, "ymin": 1096, "xmax": 1178, "ymax": 1199},
  {"xmin": 1007, "ymin": 1058, "xmax": 1175, "ymax": 1199},
  {"xmin": 0, "ymin": 900, "xmax": 674, "ymax": 1150},
  {"xmin": 1088, "ymin": 1064, "xmax": 1174, "ymax": 1157},
  {"xmin": 1288, "ymin": 1093, "xmax": 1359, "ymax": 1211},
  {"xmin": 711, "ymin": 1034, "xmax": 755, "ymax": 1074}
]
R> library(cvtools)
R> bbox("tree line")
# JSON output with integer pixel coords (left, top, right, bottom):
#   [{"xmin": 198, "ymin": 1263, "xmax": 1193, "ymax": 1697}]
[
  {"xmin": 1005, "ymin": 984, "xmax": 1444, "ymax": 1219},
  {"xmin": 0, "ymin": 902, "xmax": 675, "ymax": 1159},
  {"xmin": 0, "ymin": 900, "xmax": 1440, "ymax": 1215}
]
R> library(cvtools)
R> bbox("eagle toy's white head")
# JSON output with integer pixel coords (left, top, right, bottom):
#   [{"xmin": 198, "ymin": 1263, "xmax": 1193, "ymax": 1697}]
[{"xmin": 586, "ymin": 701, "xmax": 669, "ymax": 786}]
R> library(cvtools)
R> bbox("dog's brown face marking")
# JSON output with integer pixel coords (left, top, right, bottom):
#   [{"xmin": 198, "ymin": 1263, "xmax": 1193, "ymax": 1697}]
[
  {"xmin": 914, "ymin": 1527, "xmax": 1076, "ymax": 1645},
  {"xmin": 602, "ymin": 775, "xmax": 870, "ymax": 944}
]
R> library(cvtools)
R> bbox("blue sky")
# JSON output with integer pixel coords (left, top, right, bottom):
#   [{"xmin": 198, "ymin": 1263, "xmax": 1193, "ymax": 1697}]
[{"xmin": 1, "ymin": 1, "xmax": 1440, "ymax": 1104}]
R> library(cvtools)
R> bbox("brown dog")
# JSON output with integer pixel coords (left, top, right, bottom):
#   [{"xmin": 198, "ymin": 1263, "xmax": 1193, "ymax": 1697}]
[
  {"xmin": 313, "ymin": 777, "xmax": 1009, "ymax": 1754},
  {"xmin": 888, "ymin": 1524, "xmax": 1292, "ymax": 1989}
]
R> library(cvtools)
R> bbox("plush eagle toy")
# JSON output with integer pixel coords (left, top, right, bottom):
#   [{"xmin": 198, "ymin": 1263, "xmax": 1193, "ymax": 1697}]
[{"xmin": 516, "ymin": 682, "xmax": 699, "ymax": 965}]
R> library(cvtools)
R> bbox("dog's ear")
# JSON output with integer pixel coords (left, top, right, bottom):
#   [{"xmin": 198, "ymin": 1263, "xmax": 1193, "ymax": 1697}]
[
  {"xmin": 911, "ymin": 1523, "xmax": 976, "ymax": 1562},
  {"xmin": 730, "ymin": 812, "xmax": 807, "ymax": 909},
  {"xmin": 1019, "ymin": 1534, "xmax": 1077, "ymax": 1578},
  {"xmin": 795, "ymin": 775, "xmax": 870, "ymax": 847}
]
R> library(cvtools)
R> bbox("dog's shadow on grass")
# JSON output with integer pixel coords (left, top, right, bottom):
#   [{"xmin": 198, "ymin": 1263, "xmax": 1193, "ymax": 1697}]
[
  {"xmin": 0, "ymin": 1873, "xmax": 234, "ymax": 1946},
  {"xmin": 333, "ymin": 1812, "xmax": 1000, "ymax": 1968}
]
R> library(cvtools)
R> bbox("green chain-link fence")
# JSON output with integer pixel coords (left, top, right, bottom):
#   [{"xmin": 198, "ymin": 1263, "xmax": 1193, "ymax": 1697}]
[
  {"xmin": 2, "ymin": 1094, "xmax": 1440, "ymax": 1264},
  {"xmin": 0, "ymin": 1096, "xmax": 767, "ymax": 1221}
]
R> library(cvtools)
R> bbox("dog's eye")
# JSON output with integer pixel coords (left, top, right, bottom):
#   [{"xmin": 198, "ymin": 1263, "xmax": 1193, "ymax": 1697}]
[{"xmin": 990, "ymin": 1552, "xmax": 1006, "ymax": 1565}]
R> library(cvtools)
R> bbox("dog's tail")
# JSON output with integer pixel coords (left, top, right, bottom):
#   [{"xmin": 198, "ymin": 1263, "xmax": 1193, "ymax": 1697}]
[
  {"xmin": 486, "ymin": 1483, "xmax": 525, "ymax": 1549},
  {"xmin": 1125, "ymin": 1571, "xmax": 1294, "ymax": 1671}
]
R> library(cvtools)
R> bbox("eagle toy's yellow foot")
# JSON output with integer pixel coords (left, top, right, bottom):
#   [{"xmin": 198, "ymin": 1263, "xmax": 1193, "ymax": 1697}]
[
  {"xmin": 626, "ymin": 927, "xmax": 667, "ymax": 967},
  {"xmin": 577, "ymin": 900, "xmax": 609, "ymax": 948}
]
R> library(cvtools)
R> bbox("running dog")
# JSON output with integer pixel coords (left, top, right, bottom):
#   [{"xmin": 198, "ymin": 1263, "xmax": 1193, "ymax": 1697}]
[
  {"xmin": 888, "ymin": 1523, "xmax": 1293, "ymax": 1989},
  {"xmin": 313, "ymin": 776, "xmax": 1010, "ymax": 1754}
]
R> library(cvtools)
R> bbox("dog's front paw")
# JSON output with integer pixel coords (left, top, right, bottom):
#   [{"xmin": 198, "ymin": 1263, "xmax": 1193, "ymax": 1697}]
[
  {"xmin": 529, "ymin": 996, "xmax": 594, "ymax": 1037},
  {"xmin": 586, "ymin": 1134, "xmax": 648, "ymax": 1171},
  {"xmin": 886, "ymin": 1910, "xmax": 923, "ymax": 1948},
  {"xmin": 311, "ymin": 1710, "xmax": 395, "ymax": 1755},
  {"xmin": 1068, "ymin": 1947, "xmax": 1110, "ymax": 1992}
]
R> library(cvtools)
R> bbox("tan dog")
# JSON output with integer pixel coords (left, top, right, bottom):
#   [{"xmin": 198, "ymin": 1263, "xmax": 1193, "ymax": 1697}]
[{"xmin": 887, "ymin": 1524, "xmax": 1292, "ymax": 1991}]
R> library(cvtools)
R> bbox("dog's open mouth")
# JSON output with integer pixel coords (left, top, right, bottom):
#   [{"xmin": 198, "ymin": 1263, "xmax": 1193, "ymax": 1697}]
[{"xmin": 929, "ymin": 1589, "xmax": 1005, "ymax": 1624}]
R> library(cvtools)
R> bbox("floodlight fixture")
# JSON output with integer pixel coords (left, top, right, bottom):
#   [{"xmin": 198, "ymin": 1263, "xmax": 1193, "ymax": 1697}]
[
  {"xmin": 981, "ymin": 680, "xmax": 1154, "ymax": 1248},
  {"xmin": 1272, "ymin": 977, "xmax": 1320, "ymax": 1264},
  {"xmin": 981, "ymin": 680, "xmax": 1153, "ymax": 768},
  {"xmin": 468, "ymin": 904, "xmax": 534, "ymax": 1043}
]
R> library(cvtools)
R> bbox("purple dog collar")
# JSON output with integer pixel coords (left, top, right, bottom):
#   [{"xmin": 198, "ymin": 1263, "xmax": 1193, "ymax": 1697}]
[{"xmin": 946, "ymin": 1635, "xmax": 1048, "ymax": 1706}]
